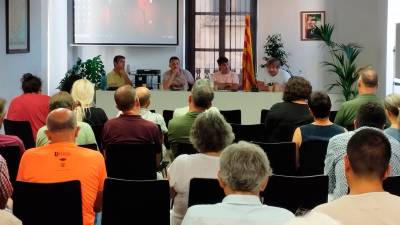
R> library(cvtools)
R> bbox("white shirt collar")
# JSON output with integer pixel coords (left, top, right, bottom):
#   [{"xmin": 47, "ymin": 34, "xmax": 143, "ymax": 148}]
[{"xmin": 222, "ymin": 194, "xmax": 262, "ymax": 206}]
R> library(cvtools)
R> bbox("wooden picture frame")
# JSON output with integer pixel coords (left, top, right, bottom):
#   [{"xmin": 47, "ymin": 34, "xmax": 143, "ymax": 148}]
[
  {"xmin": 6, "ymin": 0, "xmax": 30, "ymax": 54},
  {"xmin": 300, "ymin": 11, "xmax": 325, "ymax": 41}
]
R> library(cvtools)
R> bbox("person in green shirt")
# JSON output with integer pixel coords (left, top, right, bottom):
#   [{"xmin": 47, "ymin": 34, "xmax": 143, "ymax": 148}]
[
  {"xmin": 107, "ymin": 55, "xmax": 132, "ymax": 89},
  {"xmin": 168, "ymin": 79, "xmax": 214, "ymax": 159},
  {"xmin": 36, "ymin": 91, "xmax": 97, "ymax": 147},
  {"xmin": 334, "ymin": 66, "xmax": 382, "ymax": 129}
]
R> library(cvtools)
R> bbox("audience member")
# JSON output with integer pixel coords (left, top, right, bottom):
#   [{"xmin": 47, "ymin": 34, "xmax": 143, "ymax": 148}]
[
  {"xmin": 36, "ymin": 92, "xmax": 97, "ymax": 147},
  {"xmin": 162, "ymin": 56, "xmax": 194, "ymax": 91},
  {"xmin": 106, "ymin": 55, "xmax": 132, "ymax": 88},
  {"xmin": 325, "ymin": 102, "xmax": 400, "ymax": 199},
  {"xmin": 136, "ymin": 86, "xmax": 168, "ymax": 134},
  {"xmin": 257, "ymin": 58, "xmax": 291, "ymax": 92},
  {"xmin": 0, "ymin": 98, "xmax": 25, "ymax": 156},
  {"xmin": 0, "ymin": 155, "xmax": 12, "ymax": 209},
  {"xmin": 17, "ymin": 108, "xmax": 107, "ymax": 225},
  {"xmin": 315, "ymin": 129, "xmax": 400, "ymax": 224},
  {"xmin": 168, "ymin": 110, "xmax": 234, "ymax": 225},
  {"xmin": 212, "ymin": 56, "xmax": 240, "ymax": 91},
  {"xmin": 102, "ymin": 85, "xmax": 162, "ymax": 164},
  {"xmin": 71, "ymin": 79, "xmax": 108, "ymax": 127},
  {"xmin": 168, "ymin": 79, "xmax": 214, "ymax": 158},
  {"xmin": 384, "ymin": 93, "xmax": 400, "ymax": 141},
  {"xmin": 181, "ymin": 141, "xmax": 294, "ymax": 225},
  {"xmin": 334, "ymin": 66, "xmax": 381, "ymax": 129},
  {"xmin": 7, "ymin": 73, "xmax": 50, "ymax": 139},
  {"xmin": 265, "ymin": 76, "xmax": 313, "ymax": 142},
  {"xmin": 0, "ymin": 209, "xmax": 22, "ymax": 225},
  {"xmin": 292, "ymin": 92, "xmax": 345, "ymax": 164}
]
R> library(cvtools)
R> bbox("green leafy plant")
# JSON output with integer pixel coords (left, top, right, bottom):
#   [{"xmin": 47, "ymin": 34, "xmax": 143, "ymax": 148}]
[
  {"xmin": 261, "ymin": 34, "xmax": 290, "ymax": 72},
  {"xmin": 58, "ymin": 55, "xmax": 106, "ymax": 90},
  {"xmin": 314, "ymin": 24, "xmax": 362, "ymax": 101}
]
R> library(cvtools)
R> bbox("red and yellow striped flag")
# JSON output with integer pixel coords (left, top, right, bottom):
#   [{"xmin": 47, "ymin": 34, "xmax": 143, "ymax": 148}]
[{"xmin": 242, "ymin": 15, "xmax": 256, "ymax": 91}]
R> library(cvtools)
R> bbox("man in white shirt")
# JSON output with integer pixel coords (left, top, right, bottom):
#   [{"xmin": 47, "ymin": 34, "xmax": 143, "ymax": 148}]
[
  {"xmin": 257, "ymin": 58, "xmax": 291, "ymax": 92},
  {"xmin": 313, "ymin": 128, "xmax": 400, "ymax": 225},
  {"xmin": 212, "ymin": 56, "xmax": 240, "ymax": 91},
  {"xmin": 181, "ymin": 141, "xmax": 294, "ymax": 225}
]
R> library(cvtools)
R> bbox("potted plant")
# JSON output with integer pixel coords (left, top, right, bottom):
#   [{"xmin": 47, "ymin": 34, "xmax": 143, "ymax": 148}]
[
  {"xmin": 58, "ymin": 55, "xmax": 107, "ymax": 91},
  {"xmin": 314, "ymin": 24, "xmax": 362, "ymax": 101},
  {"xmin": 261, "ymin": 34, "xmax": 291, "ymax": 74}
]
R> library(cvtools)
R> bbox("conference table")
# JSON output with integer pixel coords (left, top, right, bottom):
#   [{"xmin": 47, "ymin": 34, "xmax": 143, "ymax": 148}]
[{"xmin": 95, "ymin": 90, "xmax": 344, "ymax": 124}]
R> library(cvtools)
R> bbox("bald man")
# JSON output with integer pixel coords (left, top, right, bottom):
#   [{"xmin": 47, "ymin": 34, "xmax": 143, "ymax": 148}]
[
  {"xmin": 136, "ymin": 87, "xmax": 168, "ymax": 134},
  {"xmin": 102, "ymin": 85, "xmax": 162, "ymax": 165},
  {"xmin": 334, "ymin": 66, "xmax": 382, "ymax": 128},
  {"xmin": 17, "ymin": 108, "xmax": 107, "ymax": 225}
]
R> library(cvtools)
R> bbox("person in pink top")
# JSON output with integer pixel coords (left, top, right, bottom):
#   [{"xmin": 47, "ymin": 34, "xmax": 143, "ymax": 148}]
[
  {"xmin": 212, "ymin": 56, "xmax": 240, "ymax": 91},
  {"xmin": 7, "ymin": 73, "xmax": 50, "ymax": 140}
]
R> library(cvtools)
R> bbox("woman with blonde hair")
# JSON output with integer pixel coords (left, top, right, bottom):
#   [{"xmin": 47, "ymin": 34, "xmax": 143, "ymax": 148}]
[
  {"xmin": 384, "ymin": 93, "xmax": 400, "ymax": 141},
  {"xmin": 70, "ymin": 79, "xmax": 108, "ymax": 127}
]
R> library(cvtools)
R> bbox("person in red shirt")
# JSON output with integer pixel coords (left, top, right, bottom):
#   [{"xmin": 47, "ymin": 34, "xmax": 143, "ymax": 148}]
[{"xmin": 7, "ymin": 73, "xmax": 50, "ymax": 140}]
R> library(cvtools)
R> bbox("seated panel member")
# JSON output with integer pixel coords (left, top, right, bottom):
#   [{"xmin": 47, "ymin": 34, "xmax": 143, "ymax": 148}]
[
  {"xmin": 257, "ymin": 58, "xmax": 291, "ymax": 92},
  {"xmin": 162, "ymin": 56, "xmax": 194, "ymax": 91},
  {"xmin": 106, "ymin": 55, "xmax": 132, "ymax": 89},
  {"xmin": 212, "ymin": 56, "xmax": 240, "ymax": 91}
]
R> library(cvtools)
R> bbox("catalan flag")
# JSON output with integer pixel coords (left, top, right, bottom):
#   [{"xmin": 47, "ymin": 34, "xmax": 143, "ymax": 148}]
[{"xmin": 242, "ymin": 15, "xmax": 256, "ymax": 91}]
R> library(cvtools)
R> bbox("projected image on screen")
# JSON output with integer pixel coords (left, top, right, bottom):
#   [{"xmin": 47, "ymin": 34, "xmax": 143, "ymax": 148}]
[{"xmin": 74, "ymin": 0, "xmax": 178, "ymax": 45}]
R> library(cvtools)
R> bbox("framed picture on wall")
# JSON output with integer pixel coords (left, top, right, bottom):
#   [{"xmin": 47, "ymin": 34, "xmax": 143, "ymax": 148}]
[
  {"xmin": 300, "ymin": 11, "xmax": 325, "ymax": 41},
  {"xmin": 5, "ymin": 0, "xmax": 30, "ymax": 54}
]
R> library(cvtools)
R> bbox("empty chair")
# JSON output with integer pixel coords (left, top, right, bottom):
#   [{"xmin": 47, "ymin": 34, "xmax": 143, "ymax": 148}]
[
  {"xmin": 4, "ymin": 119, "xmax": 35, "ymax": 149},
  {"xmin": 173, "ymin": 142, "xmax": 198, "ymax": 158},
  {"xmin": 188, "ymin": 178, "xmax": 225, "ymax": 207},
  {"xmin": 105, "ymin": 143, "xmax": 157, "ymax": 180},
  {"xmin": 220, "ymin": 110, "xmax": 241, "ymax": 124},
  {"xmin": 252, "ymin": 142, "xmax": 297, "ymax": 176},
  {"xmin": 13, "ymin": 180, "xmax": 82, "ymax": 225},
  {"xmin": 260, "ymin": 109, "xmax": 269, "ymax": 124},
  {"xmin": 163, "ymin": 110, "xmax": 174, "ymax": 127},
  {"xmin": 90, "ymin": 124, "xmax": 103, "ymax": 150},
  {"xmin": 299, "ymin": 140, "xmax": 329, "ymax": 176},
  {"xmin": 78, "ymin": 143, "xmax": 98, "ymax": 151},
  {"xmin": 383, "ymin": 176, "xmax": 400, "ymax": 197},
  {"xmin": 262, "ymin": 175, "xmax": 328, "ymax": 214},
  {"xmin": 231, "ymin": 123, "xmax": 266, "ymax": 143},
  {"xmin": 0, "ymin": 146, "xmax": 22, "ymax": 186},
  {"xmin": 102, "ymin": 178, "xmax": 170, "ymax": 225}
]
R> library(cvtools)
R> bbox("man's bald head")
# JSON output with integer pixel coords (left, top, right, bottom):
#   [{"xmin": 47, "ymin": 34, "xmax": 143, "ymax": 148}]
[
  {"xmin": 358, "ymin": 66, "xmax": 378, "ymax": 88},
  {"xmin": 114, "ymin": 85, "xmax": 136, "ymax": 111},
  {"xmin": 46, "ymin": 108, "xmax": 77, "ymax": 132},
  {"xmin": 136, "ymin": 87, "xmax": 151, "ymax": 107}
]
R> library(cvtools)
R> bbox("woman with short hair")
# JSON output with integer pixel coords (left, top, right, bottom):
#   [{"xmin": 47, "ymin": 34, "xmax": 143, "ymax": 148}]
[
  {"xmin": 168, "ymin": 110, "xmax": 235, "ymax": 225},
  {"xmin": 384, "ymin": 93, "xmax": 400, "ymax": 141}
]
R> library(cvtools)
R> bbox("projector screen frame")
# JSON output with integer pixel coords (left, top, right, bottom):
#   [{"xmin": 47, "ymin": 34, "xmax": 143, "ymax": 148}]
[{"xmin": 72, "ymin": 0, "xmax": 179, "ymax": 46}]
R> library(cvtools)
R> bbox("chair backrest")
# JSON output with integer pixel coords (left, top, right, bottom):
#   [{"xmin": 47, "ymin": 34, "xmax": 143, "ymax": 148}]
[
  {"xmin": 299, "ymin": 140, "xmax": 329, "ymax": 176},
  {"xmin": 231, "ymin": 123, "xmax": 266, "ymax": 143},
  {"xmin": 260, "ymin": 109, "xmax": 269, "ymax": 124},
  {"xmin": 105, "ymin": 143, "xmax": 157, "ymax": 180},
  {"xmin": 188, "ymin": 178, "xmax": 225, "ymax": 207},
  {"xmin": 0, "ymin": 146, "xmax": 21, "ymax": 187},
  {"xmin": 13, "ymin": 180, "xmax": 83, "ymax": 225},
  {"xmin": 252, "ymin": 142, "xmax": 297, "ymax": 176},
  {"xmin": 383, "ymin": 176, "xmax": 400, "ymax": 197},
  {"xmin": 78, "ymin": 143, "xmax": 98, "ymax": 151},
  {"xmin": 329, "ymin": 111, "xmax": 338, "ymax": 122},
  {"xmin": 220, "ymin": 110, "xmax": 241, "ymax": 124},
  {"xmin": 102, "ymin": 178, "xmax": 170, "ymax": 225},
  {"xmin": 3, "ymin": 119, "xmax": 35, "ymax": 149},
  {"xmin": 162, "ymin": 110, "xmax": 174, "ymax": 127},
  {"xmin": 90, "ymin": 124, "xmax": 104, "ymax": 150},
  {"xmin": 262, "ymin": 175, "xmax": 328, "ymax": 214},
  {"xmin": 174, "ymin": 142, "xmax": 198, "ymax": 158}
]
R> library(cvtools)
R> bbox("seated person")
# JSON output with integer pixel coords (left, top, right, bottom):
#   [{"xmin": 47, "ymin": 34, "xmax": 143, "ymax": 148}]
[
  {"xmin": 162, "ymin": 56, "xmax": 194, "ymax": 91},
  {"xmin": 168, "ymin": 110, "xmax": 234, "ymax": 225},
  {"xmin": 182, "ymin": 141, "xmax": 294, "ymax": 225},
  {"xmin": 36, "ymin": 92, "xmax": 97, "ymax": 147},
  {"xmin": 212, "ymin": 56, "xmax": 240, "ymax": 91},
  {"xmin": 106, "ymin": 55, "xmax": 132, "ymax": 89},
  {"xmin": 0, "ymin": 155, "xmax": 12, "ymax": 209},
  {"xmin": 0, "ymin": 98, "xmax": 25, "ymax": 156},
  {"xmin": 383, "ymin": 93, "xmax": 400, "ymax": 141},
  {"xmin": 314, "ymin": 129, "xmax": 400, "ymax": 224},
  {"xmin": 257, "ymin": 58, "xmax": 291, "ymax": 92},
  {"xmin": 17, "ymin": 108, "xmax": 107, "ymax": 225},
  {"xmin": 292, "ymin": 91, "xmax": 345, "ymax": 164}
]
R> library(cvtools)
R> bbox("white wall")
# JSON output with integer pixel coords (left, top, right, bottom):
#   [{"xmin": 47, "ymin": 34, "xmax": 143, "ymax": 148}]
[
  {"xmin": 386, "ymin": 0, "xmax": 400, "ymax": 94},
  {"xmin": 0, "ymin": 0, "xmax": 45, "ymax": 102}
]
